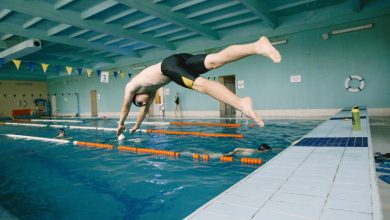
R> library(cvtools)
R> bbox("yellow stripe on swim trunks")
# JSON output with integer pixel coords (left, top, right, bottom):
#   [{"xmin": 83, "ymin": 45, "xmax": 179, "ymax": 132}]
[{"xmin": 181, "ymin": 76, "xmax": 194, "ymax": 89}]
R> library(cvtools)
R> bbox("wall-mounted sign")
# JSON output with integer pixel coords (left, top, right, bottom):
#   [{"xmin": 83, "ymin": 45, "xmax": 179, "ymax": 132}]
[
  {"xmin": 237, "ymin": 80, "xmax": 244, "ymax": 89},
  {"xmin": 101, "ymin": 71, "xmax": 109, "ymax": 83},
  {"xmin": 290, "ymin": 75, "xmax": 302, "ymax": 83}
]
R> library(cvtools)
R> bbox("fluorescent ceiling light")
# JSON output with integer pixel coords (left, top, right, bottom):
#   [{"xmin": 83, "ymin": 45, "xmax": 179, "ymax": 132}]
[
  {"xmin": 133, "ymin": 65, "xmax": 146, "ymax": 70},
  {"xmin": 271, "ymin": 40, "xmax": 287, "ymax": 45},
  {"xmin": 331, "ymin": 24, "xmax": 373, "ymax": 35}
]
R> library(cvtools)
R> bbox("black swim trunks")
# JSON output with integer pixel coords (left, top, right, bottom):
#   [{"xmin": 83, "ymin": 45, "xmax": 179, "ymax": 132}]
[{"xmin": 161, "ymin": 53, "xmax": 209, "ymax": 89}]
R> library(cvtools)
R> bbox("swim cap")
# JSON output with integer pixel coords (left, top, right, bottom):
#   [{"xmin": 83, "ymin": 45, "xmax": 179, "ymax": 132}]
[{"xmin": 258, "ymin": 143, "xmax": 271, "ymax": 151}]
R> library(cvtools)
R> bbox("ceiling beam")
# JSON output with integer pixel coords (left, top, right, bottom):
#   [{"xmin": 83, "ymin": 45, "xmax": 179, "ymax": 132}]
[
  {"xmin": 54, "ymin": 0, "xmax": 75, "ymax": 10},
  {"xmin": 154, "ymin": 27, "xmax": 185, "ymax": 38},
  {"xmin": 92, "ymin": 51, "xmax": 106, "ymax": 56},
  {"xmin": 104, "ymin": 8, "xmax": 137, "ymax": 23},
  {"xmin": 238, "ymin": 0, "xmax": 277, "ymax": 28},
  {"xmin": 116, "ymin": 0, "xmax": 220, "ymax": 40},
  {"xmin": 23, "ymin": 17, "xmax": 43, "ymax": 29},
  {"xmin": 167, "ymin": 32, "xmax": 197, "ymax": 41},
  {"xmin": 119, "ymin": 41, "xmax": 138, "ymax": 48},
  {"xmin": 212, "ymin": 17, "xmax": 260, "ymax": 30},
  {"xmin": 1, "ymin": 33, "xmax": 13, "ymax": 41},
  {"xmin": 123, "ymin": 15, "xmax": 155, "ymax": 29},
  {"xmin": 104, "ymin": 53, "xmax": 118, "ymax": 58},
  {"xmin": 104, "ymin": 37, "xmax": 125, "ymax": 45},
  {"xmin": 171, "ymin": 0, "xmax": 206, "ymax": 11},
  {"xmin": 69, "ymin": 29, "xmax": 90, "ymax": 38},
  {"xmin": 48, "ymin": 23, "xmax": 72, "ymax": 36},
  {"xmin": 88, "ymin": 34, "xmax": 108, "ymax": 42},
  {"xmin": 200, "ymin": 9, "xmax": 251, "ymax": 25},
  {"xmin": 0, "ymin": 9, "xmax": 12, "ymax": 20},
  {"xmin": 139, "ymin": 22, "xmax": 171, "ymax": 33},
  {"xmin": 270, "ymin": 0, "xmax": 317, "ymax": 12},
  {"xmin": 0, "ymin": 21, "xmax": 137, "ymax": 57},
  {"xmin": 0, "ymin": 0, "xmax": 175, "ymax": 50},
  {"xmin": 187, "ymin": 1, "xmax": 240, "ymax": 18},
  {"xmin": 81, "ymin": 0, "xmax": 118, "ymax": 20}
]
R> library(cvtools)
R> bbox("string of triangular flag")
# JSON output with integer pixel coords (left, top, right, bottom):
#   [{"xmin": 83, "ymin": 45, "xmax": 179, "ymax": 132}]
[{"xmin": 0, "ymin": 58, "xmax": 132, "ymax": 79}]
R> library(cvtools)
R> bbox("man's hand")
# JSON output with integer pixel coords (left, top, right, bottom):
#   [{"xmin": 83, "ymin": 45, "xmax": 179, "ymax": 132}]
[
  {"xmin": 129, "ymin": 125, "xmax": 139, "ymax": 134},
  {"xmin": 116, "ymin": 125, "xmax": 125, "ymax": 136}
]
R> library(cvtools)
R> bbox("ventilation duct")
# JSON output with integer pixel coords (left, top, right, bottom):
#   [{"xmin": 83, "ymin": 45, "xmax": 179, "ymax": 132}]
[{"xmin": 0, "ymin": 39, "xmax": 41, "ymax": 63}]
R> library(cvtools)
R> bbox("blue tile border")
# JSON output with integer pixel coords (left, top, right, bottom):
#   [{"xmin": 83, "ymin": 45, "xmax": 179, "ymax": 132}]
[{"xmin": 294, "ymin": 137, "xmax": 368, "ymax": 147}]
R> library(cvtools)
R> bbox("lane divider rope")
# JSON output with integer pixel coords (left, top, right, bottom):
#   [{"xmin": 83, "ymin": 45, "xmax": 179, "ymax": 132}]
[
  {"xmin": 2, "ymin": 134, "xmax": 261, "ymax": 165},
  {"xmin": 1, "ymin": 122, "xmax": 243, "ymax": 138}
]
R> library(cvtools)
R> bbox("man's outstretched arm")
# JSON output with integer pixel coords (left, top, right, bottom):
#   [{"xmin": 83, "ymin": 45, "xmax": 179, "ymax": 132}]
[
  {"xmin": 116, "ymin": 84, "xmax": 135, "ymax": 136},
  {"xmin": 129, "ymin": 92, "xmax": 156, "ymax": 133}
]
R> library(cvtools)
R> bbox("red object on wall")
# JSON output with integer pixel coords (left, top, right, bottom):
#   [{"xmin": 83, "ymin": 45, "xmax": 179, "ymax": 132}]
[{"xmin": 12, "ymin": 109, "xmax": 32, "ymax": 117}]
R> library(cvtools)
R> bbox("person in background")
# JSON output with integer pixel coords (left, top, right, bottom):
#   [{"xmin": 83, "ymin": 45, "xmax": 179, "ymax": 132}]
[
  {"xmin": 226, "ymin": 143, "xmax": 271, "ymax": 156},
  {"xmin": 174, "ymin": 92, "xmax": 180, "ymax": 117},
  {"xmin": 56, "ymin": 128, "xmax": 66, "ymax": 139}
]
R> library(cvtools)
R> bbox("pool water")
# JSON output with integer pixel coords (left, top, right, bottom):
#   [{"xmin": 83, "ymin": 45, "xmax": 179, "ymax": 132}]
[{"xmin": 0, "ymin": 118, "xmax": 321, "ymax": 219}]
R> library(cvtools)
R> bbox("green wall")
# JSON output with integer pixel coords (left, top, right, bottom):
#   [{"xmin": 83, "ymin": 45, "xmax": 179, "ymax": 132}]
[{"xmin": 47, "ymin": 14, "xmax": 390, "ymax": 116}]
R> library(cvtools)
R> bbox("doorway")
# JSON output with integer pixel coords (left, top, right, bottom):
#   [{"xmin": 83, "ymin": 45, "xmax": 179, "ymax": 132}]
[
  {"xmin": 218, "ymin": 75, "xmax": 236, "ymax": 117},
  {"xmin": 90, "ymin": 90, "xmax": 98, "ymax": 117},
  {"xmin": 152, "ymin": 87, "xmax": 165, "ymax": 117}
]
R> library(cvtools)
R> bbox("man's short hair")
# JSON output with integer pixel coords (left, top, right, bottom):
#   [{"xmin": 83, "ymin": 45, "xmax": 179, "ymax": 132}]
[{"xmin": 132, "ymin": 95, "xmax": 144, "ymax": 107}]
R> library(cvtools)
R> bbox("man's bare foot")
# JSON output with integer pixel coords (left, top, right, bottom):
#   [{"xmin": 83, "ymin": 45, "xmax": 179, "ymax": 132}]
[
  {"xmin": 241, "ymin": 97, "xmax": 265, "ymax": 128},
  {"xmin": 255, "ymin": 36, "xmax": 281, "ymax": 63}
]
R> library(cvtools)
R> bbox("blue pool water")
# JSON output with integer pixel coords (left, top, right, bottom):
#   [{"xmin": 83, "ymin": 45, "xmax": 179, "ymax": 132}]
[{"xmin": 0, "ymin": 118, "xmax": 321, "ymax": 219}]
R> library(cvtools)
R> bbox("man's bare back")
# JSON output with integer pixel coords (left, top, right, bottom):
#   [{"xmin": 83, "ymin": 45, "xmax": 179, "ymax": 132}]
[{"xmin": 126, "ymin": 62, "xmax": 171, "ymax": 94}]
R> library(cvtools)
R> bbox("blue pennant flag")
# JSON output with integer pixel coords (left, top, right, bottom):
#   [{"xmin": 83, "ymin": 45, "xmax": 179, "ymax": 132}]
[
  {"xmin": 28, "ymin": 61, "xmax": 35, "ymax": 72},
  {"xmin": 114, "ymin": 71, "xmax": 118, "ymax": 78},
  {"xmin": 0, "ymin": 58, "xmax": 5, "ymax": 67},
  {"xmin": 54, "ymin": 65, "xmax": 62, "ymax": 75},
  {"xmin": 96, "ymin": 70, "xmax": 102, "ymax": 77},
  {"xmin": 77, "ymin": 67, "xmax": 82, "ymax": 76},
  {"xmin": 128, "ymin": 73, "xmax": 132, "ymax": 78}
]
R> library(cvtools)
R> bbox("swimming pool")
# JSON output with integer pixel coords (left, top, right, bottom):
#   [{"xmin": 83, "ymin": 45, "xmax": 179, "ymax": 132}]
[{"xmin": 0, "ymin": 118, "xmax": 321, "ymax": 219}]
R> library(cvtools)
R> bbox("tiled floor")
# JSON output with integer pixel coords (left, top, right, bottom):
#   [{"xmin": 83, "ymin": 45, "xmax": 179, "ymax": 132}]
[
  {"xmin": 370, "ymin": 117, "xmax": 390, "ymax": 220},
  {"xmin": 186, "ymin": 109, "xmax": 382, "ymax": 220}
]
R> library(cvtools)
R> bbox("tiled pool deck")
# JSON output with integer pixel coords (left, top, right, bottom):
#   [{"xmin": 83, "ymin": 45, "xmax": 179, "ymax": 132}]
[{"xmin": 186, "ymin": 108, "xmax": 382, "ymax": 220}]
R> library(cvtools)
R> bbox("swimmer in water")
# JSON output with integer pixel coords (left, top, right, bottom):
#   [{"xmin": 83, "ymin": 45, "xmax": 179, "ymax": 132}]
[
  {"xmin": 226, "ymin": 143, "xmax": 271, "ymax": 156},
  {"xmin": 55, "ymin": 128, "xmax": 66, "ymax": 139}
]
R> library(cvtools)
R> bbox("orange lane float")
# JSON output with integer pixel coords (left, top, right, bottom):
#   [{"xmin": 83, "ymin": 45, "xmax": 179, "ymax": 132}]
[
  {"xmin": 240, "ymin": 157, "xmax": 262, "ymax": 165},
  {"xmin": 220, "ymin": 155, "xmax": 234, "ymax": 162},
  {"xmin": 202, "ymin": 154, "xmax": 210, "ymax": 161},
  {"xmin": 144, "ymin": 129, "xmax": 243, "ymax": 139},
  {"xmin": 118, "ymin": 146, "xmax": 180, "ymax": 157},
  {"xmin": 73, "ymin": 141, "xmax": 114, "ymax": 150},
  {"xmin": 169, "ymin": 121, "xmax": 241, "ymax": 128}
]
